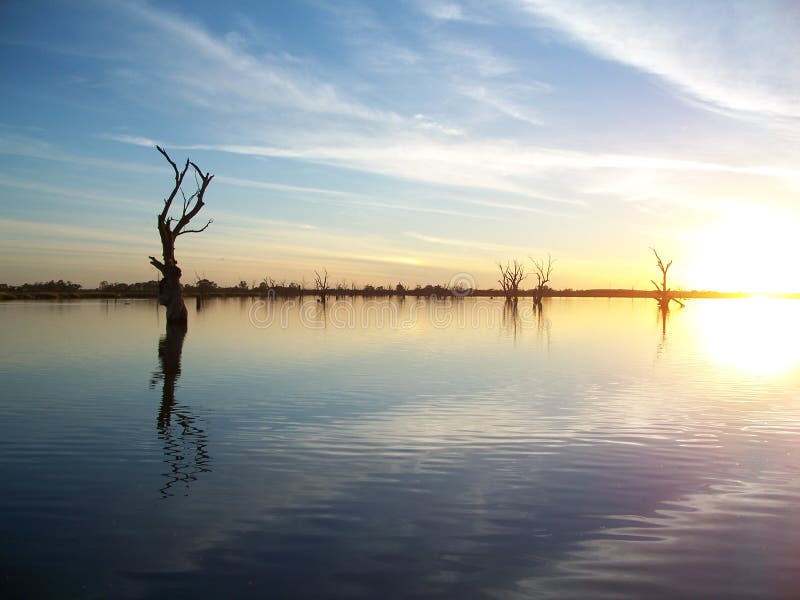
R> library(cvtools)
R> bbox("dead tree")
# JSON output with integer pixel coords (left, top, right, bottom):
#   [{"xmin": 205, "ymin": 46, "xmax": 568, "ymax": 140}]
[
  {"xmin": 530, "ymin": 254, "xmax": 556, "ymax": 307},
  {"xmin": 650, "ymin": 247, "xmax": 684, "ymax": 310},
  {"xmin": 497, "ymin": 260, "xmax": 526, "ymax": 302},
  {"xmin": 314, "ymin": 269, "xmax": 329, "ymax": 303},
  {"xmin": 262, "ymin": 275, "xmax": 276, "ymax": 291},
  {"xmin": 149, "ymin": 146, "xmax": 214, "ymax": 323}
]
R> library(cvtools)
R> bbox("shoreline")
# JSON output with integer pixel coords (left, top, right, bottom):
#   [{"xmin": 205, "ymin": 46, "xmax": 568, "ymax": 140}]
[{"xmin": 2, "ymin": 289, "xmax": 798, "ymax": 301}]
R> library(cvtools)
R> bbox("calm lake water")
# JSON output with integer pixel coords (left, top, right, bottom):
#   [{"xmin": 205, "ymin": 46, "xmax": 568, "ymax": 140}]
[{"xmin": 2, "ymin": 296, "xmax": 800, "ymax": 599}]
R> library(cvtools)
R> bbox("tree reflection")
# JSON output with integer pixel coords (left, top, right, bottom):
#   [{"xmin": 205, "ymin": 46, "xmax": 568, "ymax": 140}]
[
  {"xmin": 536, "ymin": 303, "xmax": 551, "ymax": 351},
  {"xmin": 151, "ymin": 322, "xmax": 211, "ymax": 497},
  {"xmin": 655, "ymin": 305, "xmax": 670, "ymax": 359},
  {"xmin": 503, "ymin": 299, "xmax": 520, "ymax": 340}
]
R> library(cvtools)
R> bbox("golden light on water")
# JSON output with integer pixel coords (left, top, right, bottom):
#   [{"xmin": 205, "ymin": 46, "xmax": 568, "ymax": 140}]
[{"xmin": 691, "ymin": 297, "xmax": 800, "ymax": 376}]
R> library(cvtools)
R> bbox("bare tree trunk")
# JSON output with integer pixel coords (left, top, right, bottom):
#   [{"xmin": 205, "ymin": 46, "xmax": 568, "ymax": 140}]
[{"xmin": 154, "ymin": 260, "xmax": 187, "ymax": 321}]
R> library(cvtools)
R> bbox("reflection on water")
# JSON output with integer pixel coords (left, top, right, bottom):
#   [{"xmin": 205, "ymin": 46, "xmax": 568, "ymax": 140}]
[
  {"xmin": 1, "ymin": 297, "xmax": 800, "ymax": 598},
  {"xmin": 151, "ymin": 322, "xmax": 211, "ymax": 497},
  {"xmin": 522, "ymin": 476, "xmax": 800, "ymax": 598},
  {"xmin": 503, "ymin": 298, "xmax": 520, "ymax": 339},
  {"xmin": 654, "ymin": 302, "xmax": 677, "ymax": 359},
  {"xmin": 691, "ymin": 297, "xmax": 800, "ymax": 376}
]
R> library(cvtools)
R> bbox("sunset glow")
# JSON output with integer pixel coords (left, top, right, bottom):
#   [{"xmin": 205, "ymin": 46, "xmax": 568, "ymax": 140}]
[{"xmin": 1, "ymin": 1, "xmax": 799, "ymax": 291}]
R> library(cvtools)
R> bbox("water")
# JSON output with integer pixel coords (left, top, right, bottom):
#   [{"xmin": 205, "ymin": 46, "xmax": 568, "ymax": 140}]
[{"xmin": 2, "ymin": 296, "xmax": 800, "ymax": 598}]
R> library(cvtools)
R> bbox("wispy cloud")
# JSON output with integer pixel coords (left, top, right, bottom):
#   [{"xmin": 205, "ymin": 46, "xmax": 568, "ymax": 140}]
[
  {"xmin": 0, "ymin": 174, "xmax": 149, "ymax": 209},
  {"xmin": 112, "ymin": 1, "xmax": 402, "ymax": 125},
  {"xmin": 215, "ymin": 175, "xmax": 356, "ymax": 198},
  {"xmin": 420, "ymin": 1, "xmax": 467, "ymax": 22},
  {"xmin": 516, "ymin": 0, "xmax": 800, "ymax": 124},
  {"xmin": 440, "ymin": 194, "xmax": 577, "ymax": 215},
  {"xmin": 458, "ymin": 83, "xmax": 545, "ymax": 125},
  {"xmin": 103, "ymin": 134, "xmax": 160, "ymax": 148},
  {"xmin": 211, "ymin": 214, "xmax": 318, "ymax": 232},
  {"xmin": 417, "ymin": 0, "xmax": 494, "ymax": 25},
  {"xmin": 406, "ymin": 231, "xmax": 527, "ymax": 254},
  {"xmin": 435, "ymin": 39, "xmax": 517, "ymax": 78},
  {"xmin": 337, "ymin": 197, "xmax": 500, "ymax": 220},
  {"xmin": 0, "ymin": 132, "xmax": 161, "ymax": 174},
  {"xmin": 165, "ymin": 138, "xmax": 589, "ymax": 204},
  {"xmin": 0, "ymin": 218, "xmax": 149, "ymax": 247},
  {"xmin": 412, "ymin": 114, "xmax": 465, "ymax": 137},
  {"xmin": 213, "ymin": 174, "xmax": 502, "ymax": 220},
  {"xmin": 121, "ymin": 136, "xmax": 800, "ymax": 205}
]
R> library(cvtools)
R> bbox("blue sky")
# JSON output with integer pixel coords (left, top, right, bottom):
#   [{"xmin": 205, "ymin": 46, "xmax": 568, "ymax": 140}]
[{"xmin": 1, "ymin": 0, "xmax": 799, "ymax": 290}]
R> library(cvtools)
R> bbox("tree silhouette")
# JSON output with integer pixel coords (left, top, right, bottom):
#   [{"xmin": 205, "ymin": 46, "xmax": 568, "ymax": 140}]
[
  {"xmin": 314, "ymin": 269, "xmax": 329, "ymax": 303},
  {"xmin": 497, "ymin": 260, "xmax": 526, "ymax": 302},
  {"xmin": 530, "ymin": 254, "xmax": 555, "ymax": 307},
  {"xmin": 149, "ymin": 146, "xmax": 214, "ymax": 322},
  {"xmin": 650, "ymin": 247, "xmax": 685, "ymax": 310}
]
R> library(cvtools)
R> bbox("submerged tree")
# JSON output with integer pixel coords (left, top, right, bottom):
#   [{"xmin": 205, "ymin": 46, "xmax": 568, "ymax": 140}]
[
  {"xmin": 530, "ymin": 254, "xmax": 556, "ymax": 307},
  {"xmin": 149, "ymin": 146, "xmax": 214, "ymax": 323},
  {"xmin": 314, "ymin": 269, "xmax": 329, "ymax": 303},
  {"xmin": 650, "ymin": 247, "xmax": 685, "ymax": 310},
  {"xmin": 497, "ymin": 260, "xmax": 527, "ymax": 301}
]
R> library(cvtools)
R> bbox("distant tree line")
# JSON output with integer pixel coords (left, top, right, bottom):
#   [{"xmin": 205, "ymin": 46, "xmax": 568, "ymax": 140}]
[
  {"xmin": 0, "ymin": 277, "xmax": 521, "ymax": 299},
  {"xmin": 0, "ymin": 276, "xmax": 758, "ymax": 302},
  {"xmin": 0, "ymin": 249, "xmax": 744, "ymax": 304},
  {"xmin": 4, "ymin": 279, "xmax": 83, "ymax": 292},
  {"xmin": 0, "ymin": 280, "xmax": 84, "ymax": 298},
  {"xmin": 185, "ymin": 276, "xmax": 458, "ymax": 299},
  {"xmin": 99, "ymin": 280, "xmax": 160, "ymax": 293}
]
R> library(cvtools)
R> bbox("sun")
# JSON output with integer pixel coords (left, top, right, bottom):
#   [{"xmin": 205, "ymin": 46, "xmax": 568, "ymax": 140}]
[{"xmin": 685, "ymin": 206, "xmax": 800, "ymax": 293}]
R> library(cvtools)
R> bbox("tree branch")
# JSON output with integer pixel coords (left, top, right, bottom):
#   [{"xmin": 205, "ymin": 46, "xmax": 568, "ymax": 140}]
[
  {"xmin": 176, "ymin": 219, "xmax": 213, "ymax": 236},
  {"xmin": 173, "ymin": 163, "xmax": 213, "ymax": 235},
  {"xmin": 156, "ymin": 146, "xmax": 190, "ymax": 223},
  {"xmin": 156, "ymin": 145, "xmax": 178, "ymax": 178},
  {"xmin": 149, "ymin": 256, "xmax": 166, "ymax": 271}
]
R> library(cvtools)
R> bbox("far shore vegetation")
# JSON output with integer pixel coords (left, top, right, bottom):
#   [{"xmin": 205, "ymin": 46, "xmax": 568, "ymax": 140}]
[{"xmin": 1, "ymin": 278, "xmax": 794, "ymax": 301}]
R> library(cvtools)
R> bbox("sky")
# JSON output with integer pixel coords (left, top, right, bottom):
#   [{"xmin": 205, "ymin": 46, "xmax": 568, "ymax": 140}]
[{"xmin": 1, "ymin": 0, "xmax": 799, "ymax": 291}]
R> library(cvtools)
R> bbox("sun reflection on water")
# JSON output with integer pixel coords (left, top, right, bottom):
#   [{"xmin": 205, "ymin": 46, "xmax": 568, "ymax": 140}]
[{"xmin": 690, "ymin": 297, "xmax": 800, "ymax": 377}]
